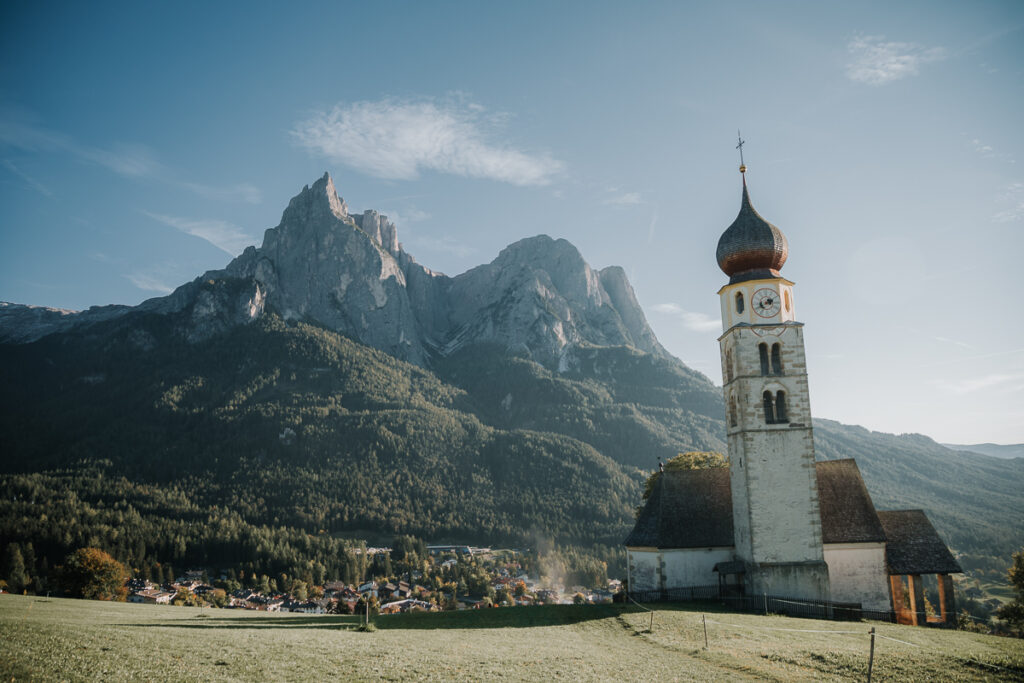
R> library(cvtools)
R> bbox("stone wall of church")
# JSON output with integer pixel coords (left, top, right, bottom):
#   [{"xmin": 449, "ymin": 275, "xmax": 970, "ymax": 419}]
[
  {"xmin": 823, "ymin": 543, "xmax": 891, "ymax": 612},
  {"xmin": 627, "ymin": 548, "xmax": 733, "ymax": 592}
]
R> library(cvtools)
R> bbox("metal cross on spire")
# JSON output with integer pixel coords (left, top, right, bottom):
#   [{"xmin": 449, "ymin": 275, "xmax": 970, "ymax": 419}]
[{"xmin": 736, "ymin": 130, "xmax": 747, "ymax": 173}]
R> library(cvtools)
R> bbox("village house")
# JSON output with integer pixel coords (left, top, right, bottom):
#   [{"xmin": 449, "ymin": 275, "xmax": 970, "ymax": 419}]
[{"xmin": 128, "ymin": 589, "xmax": 173, "ymax": 604}]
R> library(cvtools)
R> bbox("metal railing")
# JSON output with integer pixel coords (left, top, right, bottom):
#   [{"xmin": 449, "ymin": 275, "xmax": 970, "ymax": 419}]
[{"xmin": 628, "ymin": 585, "xmax": 896, "ymax": 623}]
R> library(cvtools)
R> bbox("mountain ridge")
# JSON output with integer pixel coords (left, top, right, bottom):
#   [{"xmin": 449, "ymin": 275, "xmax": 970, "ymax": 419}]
[{"xmin": 0, "ymin": 173, "xmax": 668, "ymax": 372}]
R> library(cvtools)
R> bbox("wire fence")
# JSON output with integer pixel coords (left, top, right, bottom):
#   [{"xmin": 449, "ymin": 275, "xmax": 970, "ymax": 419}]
[
  {"xmin": 621, "ymin": 587, "xmax": 1020, "ymax": 678},
  {"xmin": 627, "ymin": 585, "xmax": 897, "ymax": 623}
]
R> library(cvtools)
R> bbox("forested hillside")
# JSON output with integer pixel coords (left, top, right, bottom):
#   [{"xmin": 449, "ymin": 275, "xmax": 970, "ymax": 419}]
[{"xmin": 1, "ymin": 305, "xmax": 1021, "ymax": 592}]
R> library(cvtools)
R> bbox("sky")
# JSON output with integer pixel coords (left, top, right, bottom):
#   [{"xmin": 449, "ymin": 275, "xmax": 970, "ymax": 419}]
[{"xmin": 2, "ymin": 0, "xmax": 1023, "ymax": 444}]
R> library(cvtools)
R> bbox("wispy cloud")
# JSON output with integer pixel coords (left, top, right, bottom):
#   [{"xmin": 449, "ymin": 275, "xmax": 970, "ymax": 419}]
[
  {"xmin": 993, "ymin": 182, "xmax": 1024, "ymax": 223},
  {"xmin": 0, "ymin": 118, "xmax": 162, "ymax": 177},
  {"xmin": 651, "ymin": 303, "xmax": 720, "ymax": 333},
  {"xmin": 2, "ymin": 159, "xmax": 53, "ymax": 196},
  {"xmin": 968, "ymin": 136, "xmax": 1017, "ymax": 165},
  {"xmin": 646, "ymin": 211, "xmax": 658, "ymax": 245},
  {"xmin": 932, "ymin": 372, "xmax": 1024, "ymax": 395},
  {"xmin": 292, "ymin": 98, "xmax": 563, "ymax": 186},
  {"xmin": 381, "ymin": 207, "xmax": 430, "ymax": 227},
  {"xmin": 125, "ymin": 272, "xmax": 174, "ymax": 294},
  {"xmin": 144, "ymin": 211, "xmax": 254, "ymax": 255},
  {"xmin": 0, "ymin": 114, "xmax": 261, "ymax": 202},
  {"xmin": 603, "ymin": 190, "xmax": 643, "ymax": 206},
  {"xmin": 406, "ymin": 235, "xmax": 477, "ymax": 259},
  {"xmin": 182, "ymin": 181, "xmax": 262, "ymax": 204},
  {"xmin": 935, "ymin": 336, "xmax": 975, "ymax": 350},
  {"xmin": 846, "ymin": 35, "xmax": 945, "ymax": 85}
]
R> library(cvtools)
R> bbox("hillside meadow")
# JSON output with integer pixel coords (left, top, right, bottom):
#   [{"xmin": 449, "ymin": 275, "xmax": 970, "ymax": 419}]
[{"xmin": 2, "ymin": 595, "xmax": 1022, "ymax": 681}]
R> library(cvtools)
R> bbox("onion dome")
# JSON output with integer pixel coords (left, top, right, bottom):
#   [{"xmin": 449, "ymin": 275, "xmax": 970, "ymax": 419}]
[{"xmin": 716, "ymin": 175, "xmax": 788, "ymax": 284}]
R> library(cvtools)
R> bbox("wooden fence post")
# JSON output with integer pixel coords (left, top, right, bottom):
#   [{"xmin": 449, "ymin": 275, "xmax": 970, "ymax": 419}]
[{"xmin": 867, "ymin": 627, "xmax": 876, "ymax": 682}]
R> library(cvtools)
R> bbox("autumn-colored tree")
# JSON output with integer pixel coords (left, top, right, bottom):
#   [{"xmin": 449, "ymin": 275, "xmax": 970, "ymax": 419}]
[
  {"xmin": 997, "ymin": 548, "xmax": 1024, "ymax": 628},
  {"xmin": 61, "ymin": 548, "xmax": 128, "ymax": 601}
]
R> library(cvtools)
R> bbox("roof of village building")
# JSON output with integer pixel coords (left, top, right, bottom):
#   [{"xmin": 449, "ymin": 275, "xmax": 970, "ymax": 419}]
[
  {"xmin": 815, "ymin": 459, "xmax": 887, "ymax": 544},
  {"xmin": 715, "ymin": 174, "xmax": 789, "ymax": 284},
  {"xmin": 877, "ymin": 510, "xmax": 962, "ymax": 575},
  {"xmin": 626, "ymin": 459, "xmax": 922, "ymax": 552},
  {"xmin": 623, "ymin": 467, "xmax": 734, "ymax": 548}
]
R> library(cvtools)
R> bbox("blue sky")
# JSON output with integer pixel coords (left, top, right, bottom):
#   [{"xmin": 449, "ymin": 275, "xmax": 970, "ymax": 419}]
[{"xmin": 2, "ymin": 0, "xmax": 1022, "ymax": 443}]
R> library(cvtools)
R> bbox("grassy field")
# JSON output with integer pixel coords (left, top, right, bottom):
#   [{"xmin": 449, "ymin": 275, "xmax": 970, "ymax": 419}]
[{"xmin": 1, "ymin": 594, "xmax": 1022, "ymax": 681}]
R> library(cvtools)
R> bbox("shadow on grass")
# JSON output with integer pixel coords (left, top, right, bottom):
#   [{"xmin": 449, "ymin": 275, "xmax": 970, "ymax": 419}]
[
  {"xmin": 118, "ymin": 604, "xmax": 639, "ymax": 631},
  {"xmin": 374, "ymin": 604, "xmax": 622, "ymax": 630},
  {"xmin": 119, "ymin": 615, "xmax": 363, "ymax": 630}
]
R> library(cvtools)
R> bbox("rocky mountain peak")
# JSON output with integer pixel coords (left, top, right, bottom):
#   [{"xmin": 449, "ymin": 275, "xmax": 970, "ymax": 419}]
[
  {"xmin": 279, "ymin": 172, "xmax": 349, "ymax": 230},
  {"xmin": 2, "ymin": 174, "xmax": 671, "ymax": 370}
]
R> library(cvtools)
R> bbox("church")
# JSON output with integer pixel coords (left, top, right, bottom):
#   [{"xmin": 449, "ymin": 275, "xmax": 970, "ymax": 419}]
[{"xmin": 625, "ymin": 159, "xmax": 961, "ymax": 626}]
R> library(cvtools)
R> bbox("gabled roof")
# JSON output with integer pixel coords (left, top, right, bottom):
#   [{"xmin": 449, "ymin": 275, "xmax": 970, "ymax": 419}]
[
  {"xmin": 625, "ymin": 460, "xmax": 888, "ymax": 549},
  {"xmin": 623, "ymin": 468, "xmax": 733, "ymax": 548},
  {"xmin": 816, "ymin": 459, "xmax": 886, "ymax": 544},
  {"xmin": 877, "ymin": 510, "xmax": 962, "ymax": 575}
]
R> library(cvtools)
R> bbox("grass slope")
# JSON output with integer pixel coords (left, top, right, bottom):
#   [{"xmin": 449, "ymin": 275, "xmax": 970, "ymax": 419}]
[{"xmin": 2, "ymin": 595, "xmax": 1022, "ymax": 682}]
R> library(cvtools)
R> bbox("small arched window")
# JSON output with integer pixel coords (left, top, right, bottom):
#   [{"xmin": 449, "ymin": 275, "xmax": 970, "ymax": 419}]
[
  {"xmin": 735, "ymin": 292, "xmax": 744, "ymax": 314},
  {"xmin": 726, "ymin": 349, "xmax": 734, "ymax": 382},
  {"xmin": 729, "ymin": 395, "xmax": 738, "ymax": 427},
  {"xmin": 771, "ymin": 343, "xmax": 783, "ymax": 375},
  {"xmin": 758, "ymin": 343, "xmax": 770, "ymax": 376},
  {"xmin": 762, "ymin": 391, "xmax": 775, "ymax": 424},
  {"xmin": 784, "ymin": 290, "xmax": 792, "ymax": 312},
  {"xmin": 775, "ymin": 390, "xmax": 788, "ymax": 423}
]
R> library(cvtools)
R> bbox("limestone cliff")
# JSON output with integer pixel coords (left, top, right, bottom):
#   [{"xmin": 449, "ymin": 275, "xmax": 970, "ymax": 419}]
[{"xmin": 1, "ymin": 173, "xmax": 669, "ymax": 370}]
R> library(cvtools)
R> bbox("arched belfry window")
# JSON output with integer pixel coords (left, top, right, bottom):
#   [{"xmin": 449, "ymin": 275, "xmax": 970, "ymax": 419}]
[
  {"xmin": 762, "ymin": 391, "xmax": 775, "ymax": 424},
  {"xmin": 729, "ymin": 395, "xmax": 738, "ymax": 427},
  {"xmin": 726, "ymin": 349, "xmax": 734, "ymax": 382},
  {"xmin": 758, "ymin": 343, "xmax": 769, "ymax": 376},
  {"xmin": 735, "ymin": 292, "xmax": 744, "ymax": 314},
  {"xmin": 771, "ymin": 343, "xmax": 783, "ymax": 375},
  {"xmin": 775, "ymin": 390, "xmax": 788, "ymax": 423}
]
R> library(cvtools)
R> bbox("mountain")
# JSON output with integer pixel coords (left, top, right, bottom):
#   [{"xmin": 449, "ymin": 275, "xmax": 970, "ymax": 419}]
[
  {"xmin": 1, "ymin": 173, "xmax": 1021, "ymax": 591},
  {"xmin": 942, "ymin": 442, "xmax": 1024, "ymax": 460},
  {"xmin": 1, "ymin": 173, "xmax": 667, "ymax": 370}
]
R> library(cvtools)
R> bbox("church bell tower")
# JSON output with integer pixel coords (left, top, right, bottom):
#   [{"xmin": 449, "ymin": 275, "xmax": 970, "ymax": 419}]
[{"xmin": 716, "ymin": 154, "xmax": 830, "ymax": 601}]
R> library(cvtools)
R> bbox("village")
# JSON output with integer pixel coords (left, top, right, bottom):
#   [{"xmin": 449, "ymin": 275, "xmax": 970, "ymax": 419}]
[{"xmin": 124, "ymin": 545, "xmax": 623, "ymax": 615}]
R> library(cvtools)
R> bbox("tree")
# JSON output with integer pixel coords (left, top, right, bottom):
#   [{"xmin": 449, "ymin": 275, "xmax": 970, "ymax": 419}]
[
  {"xmin": 996, "ymin": 548, "xmax": 1024, "ymax": 628},
  {"xmin": 210, "ymin": 588, "xmax": 228, "ymax": 608},
  {"xmin": 639, "ymin": 452, "xmax": 727, "ymax": 508},
  {"xmin": 3, "ymin": 543, "xmax": 28, "ymax": 594},
  {"xmin": 61, "ymin": 548, "xmax": 128, "ymax": 601},
  {"xmin": 173, "ymin": 586, "xmax": 196, "ymax": 606}
]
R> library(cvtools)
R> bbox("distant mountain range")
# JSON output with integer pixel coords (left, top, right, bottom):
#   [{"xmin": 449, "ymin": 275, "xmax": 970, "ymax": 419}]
[
  {"xmin": 942, "ymin": 443, "xmax": 1024, "ymax": 460},
  {"xmin": 1, "ymin": 173, "xmax": 1020, "ymax": 587}
]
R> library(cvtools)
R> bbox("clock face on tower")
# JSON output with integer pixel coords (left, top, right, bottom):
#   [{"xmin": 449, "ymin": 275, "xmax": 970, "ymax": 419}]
[{"xmin": 751, "ymin": 288, "xmax": 781, "ymax": 318}]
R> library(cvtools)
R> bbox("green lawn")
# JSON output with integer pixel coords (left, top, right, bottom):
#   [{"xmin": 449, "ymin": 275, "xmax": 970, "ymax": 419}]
[{"xmin": 2, "ymin": 594, "xmax": 1022, "ymax": 681}]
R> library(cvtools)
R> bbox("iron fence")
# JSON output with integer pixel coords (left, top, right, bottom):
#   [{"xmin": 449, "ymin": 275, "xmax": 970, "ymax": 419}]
[{"xmin": 628, "ymin": 585, "xmax": 896, "ymax": 623}]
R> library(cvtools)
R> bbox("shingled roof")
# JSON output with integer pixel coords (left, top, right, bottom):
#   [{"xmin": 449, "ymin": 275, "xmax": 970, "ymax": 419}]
[
  {"xmin": 623, "ymin": 468, "xmax": 733, "ymax": 548},
  {"xmin": 625, "ymin": 460, "xmax": 888, "ymax": 549},
  {"xmin": 877, "ymin": 510, "xmax": 962, "ymax": 575},
  {"xmin": 816, "ymin": 459, "xmax": 887, "ymax": 544}
]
